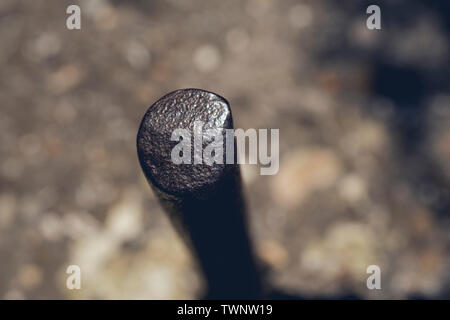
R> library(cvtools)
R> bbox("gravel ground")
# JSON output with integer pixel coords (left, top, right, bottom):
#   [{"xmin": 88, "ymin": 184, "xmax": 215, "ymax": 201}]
[{"xmin": 0, "ymin": 0, "xmax": 449, "ymax": 299}]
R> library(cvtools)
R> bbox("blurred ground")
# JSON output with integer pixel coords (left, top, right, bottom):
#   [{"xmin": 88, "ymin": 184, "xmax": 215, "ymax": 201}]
[{"xmin": 0, "ymin": 0, "xmax": 449, "ymax": 299}]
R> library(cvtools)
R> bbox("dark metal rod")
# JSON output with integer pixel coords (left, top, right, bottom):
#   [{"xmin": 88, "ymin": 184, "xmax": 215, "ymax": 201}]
[{"xmin": 136, "ymin": 88, "xmax": 262, "ymax": 299}]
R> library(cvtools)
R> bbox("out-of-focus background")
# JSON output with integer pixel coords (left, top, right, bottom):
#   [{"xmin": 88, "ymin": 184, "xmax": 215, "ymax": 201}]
[{"xmin": 0, "ymin": 0, "xmax": 449, "ymax": 299}]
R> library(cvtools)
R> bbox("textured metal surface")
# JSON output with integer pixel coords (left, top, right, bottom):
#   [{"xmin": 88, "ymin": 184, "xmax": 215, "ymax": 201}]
[
  {"xmin": 137, "ymin": 89, "xmax": 262, "ymax": 298},
  {"xmin": 137, "ymin": 89, "xmax": 232, "ymax": 197}
]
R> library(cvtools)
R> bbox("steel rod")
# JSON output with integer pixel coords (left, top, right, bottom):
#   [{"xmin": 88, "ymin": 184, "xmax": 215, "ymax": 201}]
[{"xmin": 137, "ymin": 88, "xmax": 262, "ymax": 299}]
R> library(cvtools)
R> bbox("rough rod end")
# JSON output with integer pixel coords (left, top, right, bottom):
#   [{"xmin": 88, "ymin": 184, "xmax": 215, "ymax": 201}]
[{"xmin": 137, "ymin": 88, "xmax": 234, "ymax": 197}]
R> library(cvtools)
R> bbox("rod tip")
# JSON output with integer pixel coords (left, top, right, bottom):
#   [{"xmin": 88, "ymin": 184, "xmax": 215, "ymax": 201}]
[{"xmin": 137, "ymin": 89, "xmax": 234, "ymax": 197}]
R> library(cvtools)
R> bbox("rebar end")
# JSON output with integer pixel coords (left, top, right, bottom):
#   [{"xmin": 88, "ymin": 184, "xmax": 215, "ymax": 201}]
[{"xmin": 137, "ymin": 88, "xmax": 233, "ymax": 197}]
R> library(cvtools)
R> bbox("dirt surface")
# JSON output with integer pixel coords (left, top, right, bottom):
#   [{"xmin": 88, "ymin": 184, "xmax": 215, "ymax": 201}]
[{"xmin": 0, "ymin": 0, "xmax": 449, "ymax": 299}]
